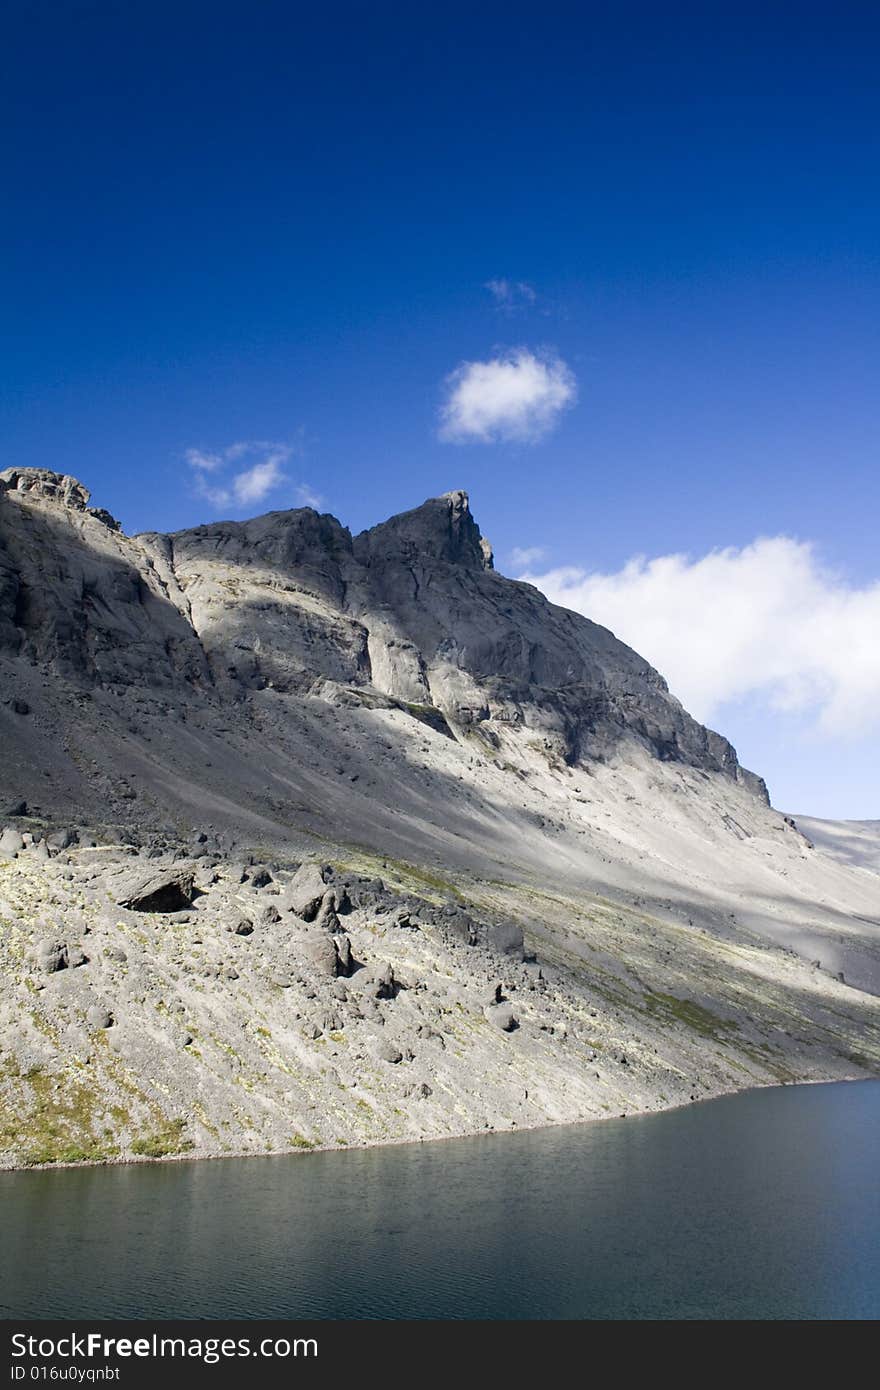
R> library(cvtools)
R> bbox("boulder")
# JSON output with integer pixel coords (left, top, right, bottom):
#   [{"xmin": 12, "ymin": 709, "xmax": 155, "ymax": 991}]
[
  {"xmin": 416, "ymin": 1024, "xmax": 445, "ymax": 1048},
  {"xmin": 86, "ymin": 1005, "xmax": 113, "ymax": 1029},
  {"xmin": 46, "ymin": 828, "xmax": 76, "ymax": 851},
  {"xmin": 333, "ymin": 934, "xmax": 354, "ymax": 977},
  {"xmin": 285, "ymin": 862, "xmax": 327, "ymax": 920},
  {"xmin": 485, "ymin": 922, "xmax": 525, "ymax": 957},
  {"xmin": 0, "ymin": 827, "xmax": 24, "ymax": 856},
  {"xmin": 315, "ymin": 890, "xmax": 341, "ymax": 932},
  {"xmin": 485, "ymin": 1003, "xmax": 518, "ymax": 1032},
  {"xmin": 116, "ymin": 865, "xmax": 195, "ymax": 912},
  {"xmin": 35, "ymin": 939, "xmax": 67, "ymax": 973},
  {"xmin": 303, "ymin": 935, "xmax": 340, "ymax": 976},
  {"xmin": 32, "ymin": 937, "xmax": 87, "ymax": 972},
  {"xmin": 374, "ymin": 1039, "xmax": 402, "ymax": 1064},
  {"xmin": 372, "ymin": 963, "xmax": 399, "ymax": 999}
]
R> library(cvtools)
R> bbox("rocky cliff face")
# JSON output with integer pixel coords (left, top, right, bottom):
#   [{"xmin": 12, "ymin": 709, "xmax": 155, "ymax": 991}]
[
  {"xmin": 0, "ymin": 468, "xmax": 209, "ymax": 689},
  {"xmin": 0, "ymin": 467, "xmax": 765, "ymax": 797}
]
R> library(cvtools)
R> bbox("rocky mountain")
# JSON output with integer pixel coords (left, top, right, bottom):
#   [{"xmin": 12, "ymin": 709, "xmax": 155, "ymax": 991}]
[
  {"xmin": 0, "ymin": 467, "xmax": 877, "ymax": 1169},
  {"xmin": 0, "ymin": 466, "xmax": 764, "ymax": 791}
]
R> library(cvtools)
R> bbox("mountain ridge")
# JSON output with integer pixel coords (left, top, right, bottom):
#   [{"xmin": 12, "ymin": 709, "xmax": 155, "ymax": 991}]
[{"xmin": 1, "ymin": 466, "xmax": 766, "ymax": 799}]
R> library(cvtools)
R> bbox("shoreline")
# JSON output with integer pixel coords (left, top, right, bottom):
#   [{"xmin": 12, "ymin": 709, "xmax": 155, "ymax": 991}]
[{"xmin": 2, "ymin": 1067, "xmax": 874, "ymax": 1177}]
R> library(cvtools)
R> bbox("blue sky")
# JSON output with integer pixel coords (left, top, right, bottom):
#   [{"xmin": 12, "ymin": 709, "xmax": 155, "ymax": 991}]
[{"xmin": 2, "ymin": 3, "xmax": 878, "ymax": 817}]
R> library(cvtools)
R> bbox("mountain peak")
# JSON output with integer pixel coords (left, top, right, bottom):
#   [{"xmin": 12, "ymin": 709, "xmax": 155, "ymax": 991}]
[
  {"xmin": 355, "ymin": 489, "xmax": 494, "ymax": 570},
  {"xmin": 0, "ymin": 467, "xmax": 122, "ymax": 533}
]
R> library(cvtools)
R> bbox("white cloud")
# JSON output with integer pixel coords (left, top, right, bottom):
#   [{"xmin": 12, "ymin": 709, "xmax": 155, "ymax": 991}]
[
  {"xmin": 522, "ymin": 537, "xmax": 880, "ymax": 739},
  {"xmin": 485, "ymin": 279, "xmax": 537, "ymax": 311},
  {"xmin": 231, "ymin": 456, "xmax": 286, "ymax": 504},
  {"xmin": 439, "ymin": 348, "xmax": 576, "ymax": 443},
  {"xmin": 184, "ymin": 448, "xmax": 223, "ymax": 473},
  {"xmin": 185, "ymin": 441, "xmax": 314, "ymax": 513},
  {"xmin": 509, "ymin": 545, "xmax": 547, "ymax": 569}
]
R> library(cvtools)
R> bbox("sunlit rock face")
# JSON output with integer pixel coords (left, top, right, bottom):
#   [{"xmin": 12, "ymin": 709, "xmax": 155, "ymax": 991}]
[{"xmin": 0, "ymin": 470, "xmax": 767, "ymax": 795}]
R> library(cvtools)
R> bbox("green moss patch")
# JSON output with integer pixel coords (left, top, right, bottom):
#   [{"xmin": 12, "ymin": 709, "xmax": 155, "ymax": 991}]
[
  {"xmin": 130, "ymin": 1116, "xmax": 193, "ymax": 1158},
  {"xmin": 0, "ymin": 1065, "xmax": 120, "ymax": 1166},
  {"xmin": 288, "ymin": 1132, "xmax": 315, "ymax": 1149},
  {"xmin": 643, "ymin": 990, "xmax": 740, "ymax": 1040}
]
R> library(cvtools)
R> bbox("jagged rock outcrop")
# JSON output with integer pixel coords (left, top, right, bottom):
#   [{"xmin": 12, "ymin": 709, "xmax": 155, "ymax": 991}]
[{"xmin": 0, "ymin": 468, "xmax": 210, "ymax": 687}]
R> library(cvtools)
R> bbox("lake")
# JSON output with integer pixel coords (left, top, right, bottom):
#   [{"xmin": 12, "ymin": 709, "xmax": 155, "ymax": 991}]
[{"xmin": 2, "ymin": 1080, "xmax": 879, "ymax": 1320}]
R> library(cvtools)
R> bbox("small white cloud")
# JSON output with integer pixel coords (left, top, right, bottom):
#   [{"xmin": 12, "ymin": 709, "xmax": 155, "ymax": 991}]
[
  {"xmin": 523, "ymin": 538, "xmax": 880, "ymax": 739},
  {"xmin": 231, "ymin": 456, "xmax": 286, "ymax": 504},
  {"xmin": 184, "ymin": 448, "xmax": 223, "ymax": 473},
  {"xmin": 185, "ymin": 440, "xmax": 308, "ymax": 513},
  {"xmin": 439, "ymin": 348, "xmax": 576, "ymax": 444},
  {"xmin": 485, "ymin": 279, "xmax": 537, "ymax": 311},
  {"xmin": 509, "ymin": 545, "xmax": 547, "ymax": 569}
]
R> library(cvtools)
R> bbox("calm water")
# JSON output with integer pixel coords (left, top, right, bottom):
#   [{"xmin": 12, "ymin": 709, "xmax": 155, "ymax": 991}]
[{"xmin": 2, "ymin": 1081, "xmax": 879, "ymax": 1320}]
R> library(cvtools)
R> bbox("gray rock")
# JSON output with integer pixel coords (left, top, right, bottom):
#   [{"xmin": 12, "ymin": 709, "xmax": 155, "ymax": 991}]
[
  {"xmin": 485, "ymin": 922, "xmax": 525, "ymax": 957},
  {"xmin": 35, "ymin": 940, "xmax": 67, "ymax": 973},
  {"xmin": 333, "ymin": 934, "xmax": 354, "ymax": 977},
  {"xmin": 0, "ymin": 827, "xmax": 24, "ymax": 856},
  {"xmin": 485, "ymin": 1003, "xmax": 518, "ymax": 1032},
  {"xmin": 46, "ymin": 828, "xmax": 76, "ymax": 851},
  {"xmin": 379, "ymin": 963, "xmax": 400, "ymax": 998},
  {"xmin": 65, "ymin": 944, "xmax": 89, "ymax": 968},
  {"xmin": 285, "ymin": 863, "xmax": 327, "ymax": 921},
  {"xmin": 86, "ymin": 1005, "xmax": 113, "ymax": 1029},
  {"xmin": 303, "ymin": 935, "xmax": 340, "ymax": 976},
  {"xmin": 116, "ymin": 865, "xmax": 195, "ymax": 912},
  {"xmin": 315, "ymin": 891, "xmax": 341, "ymax": 933},
  {"xmin": 374, "ymin": 1039, "xmax": 403, "ymax": 1064}
]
